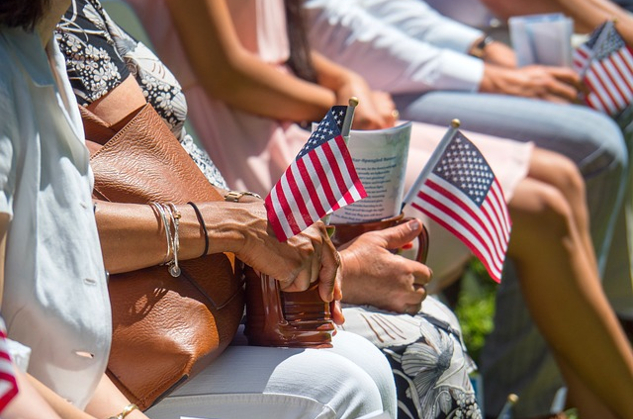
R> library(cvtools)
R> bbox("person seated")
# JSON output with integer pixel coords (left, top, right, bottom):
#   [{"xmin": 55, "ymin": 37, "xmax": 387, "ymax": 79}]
[
  {"xmin": 101, "ymin": 0, "xmax": 633, "ymax": 417},
  {"xmin": 468, "ymin": 0, "xmax": 633, "ymax": 346},
  {"xmin": 301, "ymin": 1, "xmax": 633, "ymax": 416},
  {"xmin": 0, "ymin": 1, "xmax": 398, "ymax": 418},
  {"xmin": 55, "ymin": 0, "xmax": 482, "ymax": 417}
]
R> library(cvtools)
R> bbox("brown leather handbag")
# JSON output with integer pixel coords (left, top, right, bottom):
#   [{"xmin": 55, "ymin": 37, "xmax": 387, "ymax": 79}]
[{"xmin": 81, "ymin": 103, "xmax": 245, "ymax": 410}]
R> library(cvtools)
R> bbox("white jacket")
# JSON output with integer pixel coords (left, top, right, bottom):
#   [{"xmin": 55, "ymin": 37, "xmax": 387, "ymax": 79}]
[{"xmin": 304, "ymin": 0, "xmax": 486, "ymax": 93}]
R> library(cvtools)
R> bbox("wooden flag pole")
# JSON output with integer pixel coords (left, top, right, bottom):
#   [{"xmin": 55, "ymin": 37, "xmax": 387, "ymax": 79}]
[{"xmin": 401, "ymin": 119, "xmax": 460, "ymax": 211}]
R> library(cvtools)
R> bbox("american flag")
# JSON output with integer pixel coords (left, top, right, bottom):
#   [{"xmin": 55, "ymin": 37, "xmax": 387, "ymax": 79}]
[
  {"xmin": 265, "ymin": 106, "xmax": 366, "ymax": 242},
  {"xmin": 0, "ymin": 328, "xmax": 18, "ymax": 413},
  {"xmin": 409, "ymin": 130, "xmax": 511, "ymax": 282},
  {"xmin": 572, "ymin": 20, "xmax": 633, "ymax": 116}
]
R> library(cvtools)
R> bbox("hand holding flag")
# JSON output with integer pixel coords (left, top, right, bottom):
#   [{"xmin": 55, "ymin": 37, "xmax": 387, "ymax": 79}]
[
  {"xmin": 572, "ymin": 20, "xmax": 633, "ymax": 116},
  {"xmin": 266, "ymin": 105, "xmax": 367, "ymax": 242},
  {"xmin": 402, "ymin": 120, "xmax": 511, "ymax": 283}
]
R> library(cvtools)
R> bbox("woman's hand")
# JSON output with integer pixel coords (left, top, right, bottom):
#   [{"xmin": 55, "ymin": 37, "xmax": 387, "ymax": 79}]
[
  {"xmin": 222, "ymin": 201, "xmax": 340, "ymax": 305},
  {"xmin": 335, "ymin": 73, "xmax": 396, "ymax": 130},
  {"xmin": 338, "ymin": 219, "xmax": 433, "ymax": 314},
  {"xmin": 479, "ymin": 64, "xmax": 582, "ymax": 103}
]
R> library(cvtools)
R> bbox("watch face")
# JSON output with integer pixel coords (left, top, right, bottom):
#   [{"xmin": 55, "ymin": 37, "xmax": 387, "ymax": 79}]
[{"xmin": 471, "ymin": 36, "xmax": 492, "ymax": 58}]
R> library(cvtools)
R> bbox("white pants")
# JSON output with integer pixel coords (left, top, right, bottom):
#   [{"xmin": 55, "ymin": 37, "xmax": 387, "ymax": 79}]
[{"xmin": 146, "ymin": 331, "xmax": 396, "ymax": 419}]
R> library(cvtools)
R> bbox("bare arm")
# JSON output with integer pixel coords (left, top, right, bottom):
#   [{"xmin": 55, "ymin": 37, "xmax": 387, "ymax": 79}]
[
  {"xmin": 96, "ymin": 198, "xmax": 339, "ymax": 301},
  {"xmin": 482, "ymin": 0, "xmax": 633, "ymax": 37},
  {"xmin": 1, "ymin": 369, "xmax": 63, "ymax": 419},
  {"xmin": 311, "ymin": 51, "xmax": 398, "ymax": 129},
  {"xmin": 164, "ymin": 0, "xmax": 335, "ymax": 123},
  {"xmin": 480, "ymin": 0, "xmax": 563, "ymax": 23},
  {"xmin": 25, "ymin": 373, "xmax": 147, "ymax": 419}
]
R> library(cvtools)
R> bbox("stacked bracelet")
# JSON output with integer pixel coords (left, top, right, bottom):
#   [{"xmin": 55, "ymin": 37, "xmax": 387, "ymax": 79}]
[
  {"xmin": 150, "ymin": 202, "xmax": 181, "ymax": 277},
  {"xmin": 107, "ymin": 403, "xmax": 139, "ymax": 419},
  {"xmin": 187, "ymin": 202, "xmax": 209, "ymax": 258},
  {"xmin": 151, "ymin": 202, "xmax": 173, "ymax": 266}
]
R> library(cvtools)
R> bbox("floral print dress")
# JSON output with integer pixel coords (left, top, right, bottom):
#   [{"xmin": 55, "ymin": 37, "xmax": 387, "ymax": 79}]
[
  {"xmin": 341, "ymin": 297, "xmax": 481, "ymax": 419},
  {"xmin": 55, "ymin": 0, "xmax": 227, "ymax": 189}
]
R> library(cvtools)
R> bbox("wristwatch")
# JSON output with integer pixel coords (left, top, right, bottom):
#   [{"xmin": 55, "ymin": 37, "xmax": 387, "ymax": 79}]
[{"xmin": 469, "ymin": 35, "xmax": 494, "ymax": 59}]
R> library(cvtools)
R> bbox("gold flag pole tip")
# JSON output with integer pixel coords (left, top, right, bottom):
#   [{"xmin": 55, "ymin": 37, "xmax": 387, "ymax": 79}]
[
  {"xmin": 451, "ymin": 119, "xmax": 461, "ymax": 129},
  {"xmin": 348, "ymin": 97, "xmax": 359, "ymax": 107},
  {"xmin": 507, "ymin": 394, "xmax": 519, "ymax": 404}
]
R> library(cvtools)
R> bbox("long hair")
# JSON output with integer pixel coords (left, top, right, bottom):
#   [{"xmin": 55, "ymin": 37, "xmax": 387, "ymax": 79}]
[
  {"xmin": 284, "ymin": 0, "xmax": 317, "ymax": 83},
  {"xmin": 0, "ymin": 0, "xmax": 50, "ymax": 30}
]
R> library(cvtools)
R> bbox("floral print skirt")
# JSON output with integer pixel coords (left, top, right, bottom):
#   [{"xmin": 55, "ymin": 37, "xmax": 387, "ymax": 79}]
[{"xmin": 340, "ymin": 296, "xmax": 482, "ymax": 419}]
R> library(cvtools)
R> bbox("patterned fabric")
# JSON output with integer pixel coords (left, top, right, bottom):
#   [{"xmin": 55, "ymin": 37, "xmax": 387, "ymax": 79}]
[
  {"xmin": 340, "ymin": 297, "xmax": 482, "ymax": 419},
  {"xmin": 55, "ymin": 0, "xmax": 228, "ymax": 188}
]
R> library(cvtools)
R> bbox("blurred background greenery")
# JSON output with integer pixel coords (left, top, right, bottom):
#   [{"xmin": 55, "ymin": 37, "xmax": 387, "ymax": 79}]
[{"xmin": 449, "ymin": 259, "xmax": 496, "ymax": 364}]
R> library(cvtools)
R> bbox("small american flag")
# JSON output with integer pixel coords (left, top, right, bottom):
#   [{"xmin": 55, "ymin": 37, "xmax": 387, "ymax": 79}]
[
  {"xmin": 572, "ymin": 20, "xmax": 633, "ymax": 116},
  {"xmin": 408, "ymin": 130, "xmax": 511, "ymax": 282},
  {"xmin": 0, "ymin": 328, "xmax": 18, "ymax": 413},
  {"xmin": 265, "ymin": 106, "xmax": 366, "ymax": 241}
]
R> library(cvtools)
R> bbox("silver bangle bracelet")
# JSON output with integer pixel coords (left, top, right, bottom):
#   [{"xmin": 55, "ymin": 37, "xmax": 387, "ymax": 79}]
[{"xmin": 151, "ymin": 202, "xmax": 172, "ymax": 265}]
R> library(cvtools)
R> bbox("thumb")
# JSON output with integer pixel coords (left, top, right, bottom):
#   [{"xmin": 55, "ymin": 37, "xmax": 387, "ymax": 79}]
[{"xmin": 378, "ymin": 218, "xmax": 423, "ymax": 250}]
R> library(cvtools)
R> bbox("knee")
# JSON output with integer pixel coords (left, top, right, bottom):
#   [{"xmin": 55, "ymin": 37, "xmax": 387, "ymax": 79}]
[
  {"xmin": 546, "ymin": 155, "xmax": 587, "ymax": 203},
  {"xmin": 579, "ymin": 111, "xmax": 628, "ymax": 174},
  {"xmin": 268, "ymin": 343, "xmax": 392, "ymax": 418},
  {"xmin": 515, "ymin": 184, "xmax": 574, "ymax": 240}
]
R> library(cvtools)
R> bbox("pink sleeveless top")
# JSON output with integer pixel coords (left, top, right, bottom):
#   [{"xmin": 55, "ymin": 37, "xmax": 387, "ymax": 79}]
[
  {"xmin": 125, "ymin": 0, "xmax": 309, "ymax": 195},
  {"xmin": 124, "ymin": 0, "xmax": 529, "ymax": 196}
]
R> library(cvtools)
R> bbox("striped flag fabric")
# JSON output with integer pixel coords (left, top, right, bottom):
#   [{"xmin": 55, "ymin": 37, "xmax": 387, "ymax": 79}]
[
  {"xmin": 0, "ymin": 327, "xmax": 18, "ymax": 413},
  {"xmin": 265, "ymin": 106, "xmax": 366, "ymax": 242},
  {"xmin": 409, "ymin": 130, "xmax": 511, "ymax": 282},
  {"xmin": 572, "ymin": 20, "xmax": 633, "ymax": 116}
]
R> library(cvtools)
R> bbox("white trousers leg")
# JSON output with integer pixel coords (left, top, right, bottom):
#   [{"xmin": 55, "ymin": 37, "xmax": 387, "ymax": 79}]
[{"xmin": 146, "ymin": 331, "xmax": 396, "ymax": 419}]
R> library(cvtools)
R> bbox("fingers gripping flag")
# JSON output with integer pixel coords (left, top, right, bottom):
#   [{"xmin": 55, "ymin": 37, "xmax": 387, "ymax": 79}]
[
  {"xmin": 265, "ymin": 106, "xmax": 366, "ymax": 241},
  {"xmin": 409, "ymin": 130, "xmax": 511, "ymax": 283},
  {"xmin": 0, "ymin": 328, "xmax": 18, "ymax": 413},
  {"xmin": 573, "ymin": 20, "xmax": 633, "ymax": 116}
]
